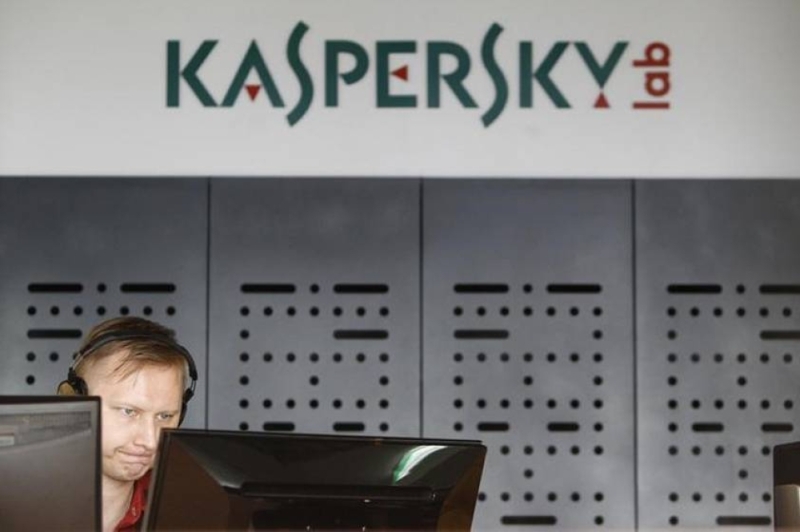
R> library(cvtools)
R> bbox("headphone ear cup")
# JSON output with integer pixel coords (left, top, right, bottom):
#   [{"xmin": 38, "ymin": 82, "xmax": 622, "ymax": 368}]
[
  {"xmin": 178, "ymin": 403, "xmax": 187, "ymax": 427},
  {"xmin": 56, "ymin": 371, "xmax": 88, "ymax": 396},
  {"xmin": 177, "ymin": 388, "xmax": 194, "ymax": 426},
  {"xmin": 56, "ymin": 377, "xmax": 87, "ymax": 395},
  {"xmin": 56, "ymin": 379, "xmax": 79, "ymax": 396}
]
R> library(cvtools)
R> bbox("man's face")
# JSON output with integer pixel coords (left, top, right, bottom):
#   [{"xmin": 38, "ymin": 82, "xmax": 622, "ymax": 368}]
[{"xmin": 82, "ymin": 351, "xmax": 184, "ymax": 484}]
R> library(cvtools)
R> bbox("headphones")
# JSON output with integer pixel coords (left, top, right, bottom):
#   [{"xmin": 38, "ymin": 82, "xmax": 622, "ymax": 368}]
[{"xmin": 57, "ymin": 330, "xmax": 198, "ymax": 425}]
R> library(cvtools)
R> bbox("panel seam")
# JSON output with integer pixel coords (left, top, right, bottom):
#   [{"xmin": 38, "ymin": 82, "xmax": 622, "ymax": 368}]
[
  {"xmin": 204, "ymin": 177, "xmax": 212, "ymax": 429},
  {"xmin": 419, "ymin": 178, "xmax": 425, "ymax": 438},
  {"xmin": 632, "ymin": 179, "xmax": 639, "ymax": 531}
]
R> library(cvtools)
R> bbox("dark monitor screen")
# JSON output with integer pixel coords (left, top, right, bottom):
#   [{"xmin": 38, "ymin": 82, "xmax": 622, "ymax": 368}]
[
  {"xmin": 145, "ymin": 429, "xmax": 486, "ymax": 531},
  {"xmin": 0, "ymin": 395, "xmax": 101, "ymax": 531},
  {"xmin": 775, "ymin": 441, "xmax": 800, "ymax": 530}
]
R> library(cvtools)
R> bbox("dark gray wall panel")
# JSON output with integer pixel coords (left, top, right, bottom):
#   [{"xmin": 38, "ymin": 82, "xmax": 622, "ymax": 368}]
[
  {"xmin": 0, "ymin": 178, "xmax": 209, "ymax": 428},
  {"xmin": 208, "ymin": 179, "xmax": 420, "ymax": 436},
  {"xmin": 3, "ymin": 176, "xmax": 799, "ymax": 531},
  {"xmin": 637, "ymin": 180, "xmax": 800, "ymax": 530},
  {"xmin": 423, "ymin": 180, "xmax": 634, "ymax": 530}
]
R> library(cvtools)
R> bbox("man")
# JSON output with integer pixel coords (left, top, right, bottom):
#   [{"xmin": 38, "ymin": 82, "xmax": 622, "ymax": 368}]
[{"xmin": 57, "ymin": 317, "xmax": 197, "ymax": 532}]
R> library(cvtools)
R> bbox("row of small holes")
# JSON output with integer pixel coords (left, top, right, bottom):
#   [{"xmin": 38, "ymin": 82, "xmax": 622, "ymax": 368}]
[
  {"xmin": 27, "ymin": 305, "xmax": 176, "ymax": 316},
  {"xmin": 663, "ymin": 444, "xmax": 771, "ymax": 456},
  {"xmin": 667, "ymin": 352, "xmax": 797, "ymax": 363},
  {"xmin": 478, "ymin": 442, "xmax": 610, "ymax": 456},
  {"xmin": 241, "ymin": 306, "xmax": 390, "ymax": 317},
  {"xmin": 453, "ymin": 306, "xmax": 604, "ymax": 317},
  {"xmin": 454, "ymin": 398, "xmax": 605, "ymax": 408},
  {"xmin": 667, "ymin": 306, "xmax": 795, "ymax": 317},
  {"xmin": 667, "ymin": 492, "xmax": 772, "ymax": 503},
  {"xmin": 498, "ymin": 446, "xmax": 609, "ymax": 455},
  {"xmin": 666, "ymin": 399, "xmax": 794, "ymax": 410},
  {"xmin": 455, "ymin": 398, "xmax": 605, "ymax": 409},
  {"xmin": 666, "ymin": 446, "xmax": 772, "ymax": 456},
  {"xmin": 479, "ymin": 491, "xmax": 606, "ymax": 503},
  {"xmin": 24, "ymin": 351, "xmax": 395, "ymax": 366},
  {"xmin": 240, "ymin": 399, "xmax": 391, "ymax": 409},
  {"xmin": 242, "ymin": 352, "xmax": 391, "ymax": 363},
  {"xmin": 454, "ymin": 352, "xmax": 606, "ymax": 363}
]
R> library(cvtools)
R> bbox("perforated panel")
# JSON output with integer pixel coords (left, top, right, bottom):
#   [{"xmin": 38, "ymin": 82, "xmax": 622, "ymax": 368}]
[
  {"xmin": 4, "ymin": 177, "xmax": 800, "ymax": 531},
  {"xmin": 0, "ymin": 178, "xmax": 209, "ymax": 428},
  {"xmin": 208, "ymin": 179, "xmax": 420, "ymax": 436},
  {"xmin": 637, "ymin": 180, "xmax": 800, "ymax": 530},
  {"xmin": 423, "ymin": 180, "xmax": 634, "ymax": 530}
]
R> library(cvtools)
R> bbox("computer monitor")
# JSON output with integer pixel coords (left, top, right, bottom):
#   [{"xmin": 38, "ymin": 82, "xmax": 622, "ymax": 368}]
[
  {"xmin": 0, "ymin": 395, "xmax": 101, "ymax": 531},
  {"xmin": 145, "ymin": 429, "xmax": 486, "ymax": 531},
  {"xmin": 774, "ymin": 441, "xmax": 800, "ymax": 531}
]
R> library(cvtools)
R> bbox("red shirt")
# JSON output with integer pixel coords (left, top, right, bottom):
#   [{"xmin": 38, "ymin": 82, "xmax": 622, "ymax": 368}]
[{"xmin": 115, "ymin": 470, "xmax": 151, "ymax": 532}]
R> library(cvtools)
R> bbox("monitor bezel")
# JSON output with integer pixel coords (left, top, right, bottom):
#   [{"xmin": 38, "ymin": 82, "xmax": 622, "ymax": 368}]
[
  {"xmin": 0, "ymin": 395, "xmax": 102, "ymax": 532},
  {"xmin": 146, "ymin": 428, "xmax": 486, "ymax": 531}
]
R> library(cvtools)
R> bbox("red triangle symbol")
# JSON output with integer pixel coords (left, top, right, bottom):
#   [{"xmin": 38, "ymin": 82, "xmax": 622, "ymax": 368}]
[
  {"xmin": 391, "ymin": 65, "xmax": 409, "ymax": 81},
  {"xmin": 594, "ymin": 93, "xmax": 610, "ymax": 109},
  {"xmin": 246, "ymin": 85, "xmax": 261, "ymax": 101}
]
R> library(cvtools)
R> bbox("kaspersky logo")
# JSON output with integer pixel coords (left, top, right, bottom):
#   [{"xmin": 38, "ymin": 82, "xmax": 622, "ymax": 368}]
[{"xmin": 167, "ymin": 22, "xmax": 671, "ymax": 127}]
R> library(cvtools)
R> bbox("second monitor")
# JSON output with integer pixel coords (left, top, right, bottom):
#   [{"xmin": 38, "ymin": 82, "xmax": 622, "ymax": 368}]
[{"xmin": 145, "ymin": 429, "xmax": 486, "ymax": 531}]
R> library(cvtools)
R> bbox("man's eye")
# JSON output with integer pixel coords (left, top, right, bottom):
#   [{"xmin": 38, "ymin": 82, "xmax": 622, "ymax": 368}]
[
  {"xmin": 158, "ymin": 413, "xmax": 175, "ymax": 422},
  {"xmin": 121, "ymin": 408, "xmax": 137, "ymax": 417}
]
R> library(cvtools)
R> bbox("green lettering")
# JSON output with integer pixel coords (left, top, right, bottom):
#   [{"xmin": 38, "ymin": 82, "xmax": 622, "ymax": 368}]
[
  {"xmin": 222, "ymin": 41, "xmax": 284, "ymax": 107},
  {"xmin": 574, "ymin": 42, "xmax": 628, "ymax": 89},
  {"xmin": 167, "ymin": 40, "xmax": 217, "ymax": 107},
  {"xmin": 287, "ymin": 22, "xmax": 313, "ymax": 126},
  {"xmin": 481, "ymin": 23, "xmax": 507, "ymax": 127},
  {"xmin": 325, "ymin": 41, "xmax": 369, "ymax": 107},
  {"xmin": 376, "ymin": 41, "xmax": 417, "ymax": 108},
  {"xmin": 520, "ymin": 42, "xmax": 570, "ymax": 108},
  {"xmin": 427, "ymin": 42, "xmax": 477, "ymax": 108}
]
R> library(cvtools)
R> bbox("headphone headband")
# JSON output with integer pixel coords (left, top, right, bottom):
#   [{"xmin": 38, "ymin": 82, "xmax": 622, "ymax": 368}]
[
  {"xmin": 72, "ymin": 330, "xmax": 198, "ymax": 384},
  {"xmin": 59, "ymin": 328, "xmax": 197, "ymax": 424}
]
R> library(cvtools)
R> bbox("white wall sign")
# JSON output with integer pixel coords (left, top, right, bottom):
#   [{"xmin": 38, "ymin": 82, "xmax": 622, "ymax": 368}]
[{"xmin": 1, "ymin": 0, "xmax": 798, "ymax": 177}]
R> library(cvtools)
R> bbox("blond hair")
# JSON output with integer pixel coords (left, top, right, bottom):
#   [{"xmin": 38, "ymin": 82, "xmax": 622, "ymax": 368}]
[{"xmin": 74, "ymin": 316, "xmax": 192, "ymax": 392}]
